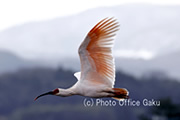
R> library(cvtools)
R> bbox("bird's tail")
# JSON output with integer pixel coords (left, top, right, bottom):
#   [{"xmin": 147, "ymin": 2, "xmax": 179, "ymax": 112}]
[{"xmin": 112, "ymin": 88, "xmax": 129, "ymax": 101}]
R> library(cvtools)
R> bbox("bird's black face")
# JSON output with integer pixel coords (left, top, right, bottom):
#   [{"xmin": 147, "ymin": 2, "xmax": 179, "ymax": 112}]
[{"xmin": 34, "ymin": 88, "xmax": 59, "ymax": 101}]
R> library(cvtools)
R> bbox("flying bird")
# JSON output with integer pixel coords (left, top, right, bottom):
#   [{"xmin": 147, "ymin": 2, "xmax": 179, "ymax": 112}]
[{"xmin": 35, "ymin": 17, "xmax": 129, "ymax": 101}]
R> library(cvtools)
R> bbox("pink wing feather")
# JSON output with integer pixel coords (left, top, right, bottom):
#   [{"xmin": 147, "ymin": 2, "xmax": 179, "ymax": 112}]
[{"xmin": 78, "ymin": 18, "xmax": 119, "ymax": 87}]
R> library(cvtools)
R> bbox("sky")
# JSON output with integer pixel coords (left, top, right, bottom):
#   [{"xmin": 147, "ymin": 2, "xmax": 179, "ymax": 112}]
[{"xmin": 0, "ymin": 0, "xmax": 180, "ymax": 31}]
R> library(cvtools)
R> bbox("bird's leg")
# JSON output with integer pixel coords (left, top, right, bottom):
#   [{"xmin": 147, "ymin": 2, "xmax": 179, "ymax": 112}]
[
  {"xmin": 112, "ymin": 88, "xmax": 129, "ymax": 99},
  {"xmin": 101, "ymin": 88, "xmax": 129, "ymax": 99}
]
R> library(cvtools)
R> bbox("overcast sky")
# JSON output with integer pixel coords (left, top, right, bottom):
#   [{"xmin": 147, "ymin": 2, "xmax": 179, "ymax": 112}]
[{"xmin": 0, "ymin": 0, "xmax": 180, "ymax": 31}]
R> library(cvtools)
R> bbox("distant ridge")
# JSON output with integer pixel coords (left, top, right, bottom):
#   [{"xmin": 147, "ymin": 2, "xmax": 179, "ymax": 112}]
[
  {"xmin": 0, "ymin": 4, "xmax": 179, "ymax": 79},
  {"xmin": 0, "ymin": 50, "xmax": 43, "ymax": 74}
]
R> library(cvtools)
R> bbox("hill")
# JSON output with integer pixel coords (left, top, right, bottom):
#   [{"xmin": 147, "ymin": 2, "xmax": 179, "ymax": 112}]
[
  {"xmin": 0, "ymin": 50, "xmax": 38, "ymax": 74},
  {"xmin": 1, "ymin": 4, "xmax": 180, "ymax": 80},
  {"xmin": 116, "ymin": 50, "xmax": 180, "ymax": 79},
  {"xmin": 0, "ymin": 67, "xmax": 179, "ymax": 120}
]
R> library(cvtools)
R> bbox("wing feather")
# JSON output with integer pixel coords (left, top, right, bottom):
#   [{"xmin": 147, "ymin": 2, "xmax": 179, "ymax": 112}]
[
  {"xmin": 74, "ymin": 72, "xmax": 81, "ymax": 81},
  {"xmin": 78, "ymin": 17, "xmax": 119, "ymax": 87}
]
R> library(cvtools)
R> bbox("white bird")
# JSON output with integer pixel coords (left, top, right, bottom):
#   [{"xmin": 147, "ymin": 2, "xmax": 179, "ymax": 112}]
[{"xmin": 35, "ymin": 17, "xmax": 129, "ymax": 101}]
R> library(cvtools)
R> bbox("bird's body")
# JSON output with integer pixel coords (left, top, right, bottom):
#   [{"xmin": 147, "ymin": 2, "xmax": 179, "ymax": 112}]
[
  {"xmin": 35, "ymin": 17, "xmax": 129, "ymax": 101},
  {"xmin": 68, "ymin": 79, "xmax": 113, "ymax": 98}
]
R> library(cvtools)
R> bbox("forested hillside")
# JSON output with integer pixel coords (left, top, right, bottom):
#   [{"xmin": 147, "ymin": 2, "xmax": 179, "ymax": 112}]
[{"xmin": 0, "ymin": 67, "xmax": 179, "ymax": 120}]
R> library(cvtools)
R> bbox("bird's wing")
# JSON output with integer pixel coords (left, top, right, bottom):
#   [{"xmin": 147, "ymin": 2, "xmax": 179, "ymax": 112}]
[
  {"xmin": 74, "ymin": 72, "xmax": 81, "ymax": 81},
  {"xmin": 78, "ymin": 17, "xmax": 119, "ymax": 87}
]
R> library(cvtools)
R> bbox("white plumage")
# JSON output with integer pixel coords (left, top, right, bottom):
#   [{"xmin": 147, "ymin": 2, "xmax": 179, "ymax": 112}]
[{"xmin": 35, "ymin": 17, "xmax": 129, "ymax": 101}]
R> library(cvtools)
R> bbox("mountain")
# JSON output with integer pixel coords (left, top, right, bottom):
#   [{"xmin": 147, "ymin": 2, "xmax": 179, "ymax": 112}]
[
  {"xmin": 0, "ymin": 4, "xmax": 180, "ymax": 59},
  {"xmin": 0, "ymin": 48, "xmax": 179, "ymax": 81},
  {"xmin": 116, "ymin": 50, "xmax": 180, "ymax": 80},
  {"xmin": 0, "ymin": 50, "xmax": 51, "ymax": 74},
  {"xmin": 0, "ymin": 4, "xmax": 179, "ymax": 79},
  {"xmin": 0, "ymin": 50, "xmax": 27, "ymax": 73}
]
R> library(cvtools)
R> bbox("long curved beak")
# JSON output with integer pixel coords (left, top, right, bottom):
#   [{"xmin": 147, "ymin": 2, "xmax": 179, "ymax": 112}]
[{"xmin": 34, "ymin": 91, "xmax": 53, "ymax": 101}]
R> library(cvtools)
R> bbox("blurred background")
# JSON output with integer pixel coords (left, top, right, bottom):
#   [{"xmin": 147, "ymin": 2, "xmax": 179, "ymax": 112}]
[{"xmin": 0, "ymin": 0, "xmax": 180, "ymax": 120}]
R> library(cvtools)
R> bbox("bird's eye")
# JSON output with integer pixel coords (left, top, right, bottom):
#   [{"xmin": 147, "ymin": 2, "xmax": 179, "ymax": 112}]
[{"xmin": 53, "ymin": 88, "xmax": 59, "ymax": 94}]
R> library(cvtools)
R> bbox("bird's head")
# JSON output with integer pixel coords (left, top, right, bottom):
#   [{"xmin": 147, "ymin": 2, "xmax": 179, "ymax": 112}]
[{"xmin": 34, "ymin": 88, "xmax": 60, "ymax": 101}]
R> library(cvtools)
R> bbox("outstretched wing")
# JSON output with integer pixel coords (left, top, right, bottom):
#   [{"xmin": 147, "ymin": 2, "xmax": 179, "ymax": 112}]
[{"xmin": 78, "ymin": 17, "xmax": 119, "ymax": 87}]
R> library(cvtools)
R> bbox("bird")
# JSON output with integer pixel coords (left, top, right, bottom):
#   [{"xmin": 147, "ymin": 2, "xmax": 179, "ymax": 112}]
[{"xmin": 34, "ymin": 17, "xmax": 129, "ymax": 101}]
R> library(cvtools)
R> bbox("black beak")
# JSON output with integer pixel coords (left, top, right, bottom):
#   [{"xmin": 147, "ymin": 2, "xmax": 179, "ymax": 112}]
[{"xmin": 34, "ymin": 91, "xmax": 53, "ymax": 101}]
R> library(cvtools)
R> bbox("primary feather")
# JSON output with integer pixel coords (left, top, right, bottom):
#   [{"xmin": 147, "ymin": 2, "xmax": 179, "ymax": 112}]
[{"xmin": 77, "ymin": 17, "xmax": 120, "ymax": 87}]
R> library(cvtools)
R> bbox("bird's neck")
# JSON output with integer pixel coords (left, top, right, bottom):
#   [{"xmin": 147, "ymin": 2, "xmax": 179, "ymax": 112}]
[{"xmin": 58, "ymin": 88, "xmax": 75, "ymax": 97}]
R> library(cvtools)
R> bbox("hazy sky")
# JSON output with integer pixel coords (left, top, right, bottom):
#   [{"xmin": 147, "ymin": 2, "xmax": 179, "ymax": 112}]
[{"xmin": 0, "ymin": 0, "xmax": 180, "ymax": 31}]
